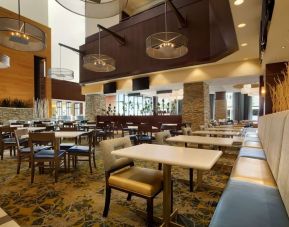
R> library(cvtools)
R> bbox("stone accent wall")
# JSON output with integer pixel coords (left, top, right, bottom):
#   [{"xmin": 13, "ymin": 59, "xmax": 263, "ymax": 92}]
[
  {"xmin": 85, "ymin": 94, "xmax": 106, "ymax": 121},
  {"xmin": 182, "ymin": 82, "xmax": 210, "ymax": 131},
  {"xmin": 215, "ymin": 92, "xmax": 227, "ymax": 120},
  {"xmin": 0, "ymin": 107, "xmax": 33, "ymax": 123}
]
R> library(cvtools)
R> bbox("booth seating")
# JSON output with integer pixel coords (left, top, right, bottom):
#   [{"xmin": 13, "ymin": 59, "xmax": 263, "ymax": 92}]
[
  {"xmin": 210, "ymin": 111, "xmax": 289, "ymax": 227},
  {"xmin": 0, "ymin": 208, "xmax": 19, "ymax": 226}
]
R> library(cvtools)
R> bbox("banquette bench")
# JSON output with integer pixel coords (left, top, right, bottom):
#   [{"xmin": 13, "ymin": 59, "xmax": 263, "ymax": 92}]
[{"xmin": 210, "ymin": 110, "xmax": 289, "ymax": 227}]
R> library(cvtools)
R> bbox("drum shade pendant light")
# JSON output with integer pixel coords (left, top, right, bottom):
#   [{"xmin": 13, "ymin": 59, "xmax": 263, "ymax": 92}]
[
  {"xmin": 83, "ymin": 27, "xmax": 116, "ymax": 72},
  {"xmin": 146, "ymin": 0, "xmax": 188, "ymax": 59},
  {"xmin": 48, "ymin": 44, "xmax": 74, "ymax": 80},
  {"xmin": 0, "ymin": 0, "xmax": 46, "ymax": 52},
  {"xmin": 0, "ymin": 54, "xmax": 10, "ymax": 69},
  {"xmin": 55, "ymin": 0, "xmax": 128, "ymax": 19}
]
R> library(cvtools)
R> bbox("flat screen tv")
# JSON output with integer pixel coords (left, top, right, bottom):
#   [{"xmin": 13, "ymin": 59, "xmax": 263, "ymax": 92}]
[
  {"xmin": 103, "ymin": 82, "xmax": 117, "ymax": 94},
  {"xmin": 133, "ymin": 77, "xmax": 149, "ymax": 91}
]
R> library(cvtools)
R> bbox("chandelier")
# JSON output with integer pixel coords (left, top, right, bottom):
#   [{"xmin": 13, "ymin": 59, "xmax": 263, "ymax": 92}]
[
  {"xmin": 0, "ymin": 54, "xmax": 10, "ymax": 69},
  {"xmin": 0, "ymin": 0, "xmax": 46, "ymax": 52},
  {"xmin": 55, "ymin": 0, "xmax": 128, "ymax": 19},
  {"xmin": 146, "ymin": 0, "xmax": 188, "ymax": 59},
  {"xmin": 48, "ymin": 44, "xmax": 74, "ymax": 80},
  {"xmin": 83, "ymin": 27, "xmax": 116, "ymax": 72}
]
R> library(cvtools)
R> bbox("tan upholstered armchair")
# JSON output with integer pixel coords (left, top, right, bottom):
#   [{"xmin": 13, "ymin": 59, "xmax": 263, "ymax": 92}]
[{"xmin": 100, "ymin": 137, "xmax": 163, "ymax": 227}]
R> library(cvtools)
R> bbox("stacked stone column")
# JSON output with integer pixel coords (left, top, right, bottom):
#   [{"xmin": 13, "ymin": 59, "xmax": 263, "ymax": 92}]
[
  {"xmin": 215, "ymin": 91, "xmax": 227, "ymax": 120},
  {"xmin": 85, "ymin": 94, "xmax": 105, "ymax": 122}
]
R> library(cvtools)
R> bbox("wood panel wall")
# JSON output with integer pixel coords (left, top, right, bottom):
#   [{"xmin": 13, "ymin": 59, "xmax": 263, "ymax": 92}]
[
  {"xmin": 52, "ymin": 79, "xmax": 85, "ymax": 101},
  {"xmin": 0, "ymin": 7, "xmax": 51, "ymax": 103}
]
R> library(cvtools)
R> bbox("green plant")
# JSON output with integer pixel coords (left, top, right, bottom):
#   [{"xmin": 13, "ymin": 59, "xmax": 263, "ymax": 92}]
[
  {"xmin": 0, "ymin": 98, "xmax": 32, "ymax": 108},
  {"xmin": 0, "ymin": 98, "xmax": 11, "ymax": 107}
]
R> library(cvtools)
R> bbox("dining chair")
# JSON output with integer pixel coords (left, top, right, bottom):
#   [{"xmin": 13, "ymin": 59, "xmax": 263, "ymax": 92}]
[
  {"xmin": 0, "ymin": 126, "xmax": 17, "ymax": 160},
  {"xmin": 67, "ymin": 130, "xmax": 96, "ymax": 173},
  {"xmin": 99, "ymin": 137, "xmax": 163, "ymax": 227},
  {"xmin": 15, "ymin": 129, "xmax": 51, "ymax": 174},
  {"xmin": 58, "ymin": 127, "xmax": 78, "ymax": 150},
  {"xmin": 29, "ymin": 132, "xmax": 66, "ymax": 183},
  {"xmin": 155, "ymin": 131, "xmax": 172, "ymax": 170},
  {"xmin": 137, "ymin": 124, "xmax": 154, "ymax": 144},
  {"xmin": 182, "ymin": 127, "xmax": 193, "ymax": 135}
]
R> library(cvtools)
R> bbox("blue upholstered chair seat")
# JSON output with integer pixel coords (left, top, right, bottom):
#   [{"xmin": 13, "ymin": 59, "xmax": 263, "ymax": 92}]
[
  {"xmin": 20, "ymin": 145, "xmax": 52, "ymax": 153},
  {"xmin": 3, "ymin": 138, "xmax": 16, "ymax": 144},
  {"xmin": 68, "ymin": 146, "xmax": 89, "ymax": 153},
  {"xmin": 34, "ymin": 150, "xmax": 65, "ymax": 159},
  {"xmin": 238, "ymin": 147, "xmax": 266, "ymax": 160},
  {"xmin": 209, "ymin": 180, "xmax": 289, "ymax": 227},
  {"xmin": 60, "ymin": 143, "xmax": 75, "ymax": 150}
]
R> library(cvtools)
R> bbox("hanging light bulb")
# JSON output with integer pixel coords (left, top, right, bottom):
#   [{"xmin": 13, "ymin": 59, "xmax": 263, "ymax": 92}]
[
  {"xmin": 146, "ymin": 0, "xmax": 188, "ymax": 59},
  {"xmin": 0, "ymin": 54, "xmax": 10, "ymax": 69}
]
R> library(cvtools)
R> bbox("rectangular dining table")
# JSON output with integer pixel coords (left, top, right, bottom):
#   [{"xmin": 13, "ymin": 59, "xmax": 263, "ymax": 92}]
[
  {"xmin": 205, "ymin": 127, "xmax": 243, "ymax": 132},
  {"xmin": 112, "ymin": 143, "xmax": 222, "ymax": 227},
  {"xmin": 192, "ymin": 130, "xmax": 241, "ymax": 137},
  {"xmin": 54, "ymin": 131, "xmax": 88, "ymax": 139}
]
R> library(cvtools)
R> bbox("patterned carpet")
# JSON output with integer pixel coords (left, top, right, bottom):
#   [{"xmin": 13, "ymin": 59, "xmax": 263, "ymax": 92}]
[{"xmin": 0, "ymin": 144, "xmax": 238, "ymax": 227}]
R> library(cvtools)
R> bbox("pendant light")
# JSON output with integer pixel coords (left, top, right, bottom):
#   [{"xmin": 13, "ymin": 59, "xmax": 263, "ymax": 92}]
[
  {"xmin": 55, "ymin": 0, "xmax": 128, "ymax": 19},
  {"xmin": 83, "ymin": 27, "xmax": 116, "ymax": 72},
  {"xmin": 146, "ymin": 0, "xmax": 188, "ymax": 59},
  {"xmin": 0, "ymin": 54, "xmax": 10, "ymax": 69},
  {"xmin": 48, "ymin": 44, "xmax": 74, "ymax": 80},
  {"xmin": 0, "ymin": 0, "xmax": 46, "ymax": 52}
]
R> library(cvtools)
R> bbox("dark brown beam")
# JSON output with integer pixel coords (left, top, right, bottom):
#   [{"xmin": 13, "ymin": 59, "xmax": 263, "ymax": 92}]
[
  {"xmin": 97, "ymin": 24, "xmax": 126, "ymax": 46},
  {"xmin": 59, "ymin": 43, "xmax": 84, "ymax": 55},
  {"xmin": 167, "ymin": 0, "xmax": 187, "ymax": 28}
]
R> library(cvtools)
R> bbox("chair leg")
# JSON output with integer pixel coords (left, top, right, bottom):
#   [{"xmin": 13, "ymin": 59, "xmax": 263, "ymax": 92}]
[
  {"xmin": 103, "ymin": 187, "xmax": 111, "ymax": 217},
  {"xmin": 189, "ymin": 168, "xmax": 194, "ymax": 192},
  {"xmin": 158, "ymin": 163, "xmax": 162, "ymax": 170},
  {"xmin": 31, "ymin": 161, "xmax": 35, "ymax": 183},
  {"xmin": 55, "ymin": 160, "xmax": 59, "ymax": 183},
  {"xmin": 89, "ymin": 155, "xmax": 92, "ymax": 174},
  {"xmin": 147, "ymin": 198, "xmax": 154, "ymax": 227},
  {"xmin": 93, "ymin": 152, "xmax": 96, "ymax": 168},
  {"xmin": 17, "ymin": 156, "xmax": 21, "ymax": 174},
  {"xmin": 127, "ymin": 193, "xmax": 132, "ymax": 201},
  {"xmin": 64, "ymin": 154, "xmax": 67, "ymax": 173},
  {"xmin": 68, "ymin": 154, "xmax": 70, "ymax": 172}
]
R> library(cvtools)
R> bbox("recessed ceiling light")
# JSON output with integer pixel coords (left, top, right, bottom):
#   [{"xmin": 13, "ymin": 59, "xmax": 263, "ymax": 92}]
[
  {"xmin": 241, "ymin": 43, "xmax": 248, "ymax": 47},
  {"xmin": 243, "ymin": 58, "xmax": 248, "ymax": 60},
  {"xmin": 281, "ymin": 46, "xmax": 286, "ymax": 49},
  {"xmin": 234, "ymin": 0, "xmax": 244, "ymax": 6},
  {"xmin": 238, "ymin": 23, "xmax": 246, "ymax": 28}
]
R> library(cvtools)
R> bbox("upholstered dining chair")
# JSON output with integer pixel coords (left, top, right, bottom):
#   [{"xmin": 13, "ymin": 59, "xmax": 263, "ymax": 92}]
[
  {"xmin": 29, "ymin": 132, "xmax": 66, "ymax": 183},
  {"xmin": 15, "ymin": 129, "xmax": 51, "ymax": 174},
  {"xmin": 182, "ymin": 127, "xmax": 193, "ymax": 135},
  {"xmin": 137, "ymin": 123, "xmax": 154, "ymax": 144},
  {"xmin": 67, "ymin": 130, "xmax": 96, "ymax": 173},
  {"xmin": 99, "ymin": 137, "xmax": 163, "ymax": 227},
  {"xmin": 0, "ymin": 126, "xmax": 17, "ymax": 160}
]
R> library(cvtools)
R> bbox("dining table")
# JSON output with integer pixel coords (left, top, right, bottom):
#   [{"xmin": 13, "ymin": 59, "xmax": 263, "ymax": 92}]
[
  {"xmin": 0, "ymin": 208, "xmax": 19, "ymax": 227},
  {"xmin": 112, "ymin": 143, "xmax": 222, "ymax": 227},
  {"xmin": 192, "ymin": 130, "xmax": 241, "ymax": 137},
  {"xmin": 205, "ymin": 127, "xmax": 243, "ymax": 132},
  {"xmin": 54, "ymin": 131, "xmax": 88, "ymax": 139}
]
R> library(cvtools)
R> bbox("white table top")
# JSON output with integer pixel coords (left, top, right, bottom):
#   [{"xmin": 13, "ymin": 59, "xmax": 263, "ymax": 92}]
[
  {"xmin": 25, "ymin": 127, "xmax": 46, "ymax": 132},
  {"xmin": 54, "ymin": 131, "xmax": 87, "ymax": 138},
  {"xmin": 112, "ymin": 144, "xmax": 222, "ymax": 170},
  {"xmin": 192, "ymin": 130, "xmax": 240, "ymax": 136},
  {"xmin": 127, "ymin": 125, "xmax": 158, "ymax": 130},
  {"xmin": 166, "ymin": 135, "xmax": 234, "ymax": 147},
  {"xmin": 206, "ymin": 128, "xmax": 243, "ymax": 132},
  {"xmin": 162, "ymin": 123, "xmax": 178, "ymax": 126},
  {"xmin": 0, "ymin": 208, "xmax": 20, "ymax": 227}
]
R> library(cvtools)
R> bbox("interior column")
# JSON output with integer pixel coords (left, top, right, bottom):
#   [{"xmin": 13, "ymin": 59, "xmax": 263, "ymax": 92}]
[
  {"xmin": 182, "ymin": 82, "xmax": 210, "ymax": 131},
  {"xmin": 85, "ymin": 94, "xmax": 106, "ymax": 122},
  {"xmin": 215, "ymin": 91, "xmax": 227, "ymax": 120}
]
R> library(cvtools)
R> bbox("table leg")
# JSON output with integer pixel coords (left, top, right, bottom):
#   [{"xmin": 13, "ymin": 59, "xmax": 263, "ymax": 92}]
[
  {"xmin": 189, "ymin": 168, "xmax": 194, "ymax": 192},
  {"xmin": 163, "ymin": 164, "xmax": 172, "ymax": 227}
]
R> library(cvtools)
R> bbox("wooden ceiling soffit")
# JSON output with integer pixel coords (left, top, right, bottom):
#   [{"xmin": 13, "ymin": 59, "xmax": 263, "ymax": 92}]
[{"xmin": 80, "ymin": 0, "xmax": 238, "ymax": 84}]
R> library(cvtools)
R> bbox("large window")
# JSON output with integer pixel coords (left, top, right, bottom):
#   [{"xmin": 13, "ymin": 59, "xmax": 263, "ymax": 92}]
[
  {"xmin": 74, "ymin": 103, "xmax": 80, "ymax": 116},
  {"xmin": 226, "ymin": 92, "xmax": 233, "ymax": 120},
  {"xmin": 56, "ymin": 101, "xmax": 62, "ymax": 116},
  {"xmin": 251, "ymin": 96, "xmax": 259, "ymax": 121},
  {"xmin": 66, "ymin": 102, "xmax": 71, "ymax": 116}
]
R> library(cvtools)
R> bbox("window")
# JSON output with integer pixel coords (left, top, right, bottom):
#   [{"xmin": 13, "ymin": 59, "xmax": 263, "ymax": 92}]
[
  {"xmin": 66, "ymin": 102, "xmax": 71, "ymax": 116},
  {"xmin": 251, "ymin": 96, "xmax": 259, "ymax": 121},
  {"xmin": 56, "ymin": 101, "xmax": 62, "ymax": 116},
  {"xmin": 226, "ymin": 92, "xmax": 233, "ymax": 120},
  {"xmin": 75, "ymin": 103, "xmax": 80, "ymax": 116}
]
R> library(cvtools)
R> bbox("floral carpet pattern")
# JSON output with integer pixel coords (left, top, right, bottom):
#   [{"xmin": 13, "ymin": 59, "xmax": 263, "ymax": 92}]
[{"xmin": 0, "ymin": 146, "xmax": 237, "ymax": 227}]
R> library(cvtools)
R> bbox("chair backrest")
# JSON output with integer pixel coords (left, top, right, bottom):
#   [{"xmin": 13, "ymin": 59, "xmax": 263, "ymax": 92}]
[
  {"xmin": 138, "ymin": 124, "xmax": 152, "ymax": 135},
  {"xmin": 262, "ymin": 114, "xmax": 273, "ymax": 151},
  {"xmin": 182, "ymin": 127, "xmax": 192, "ymax": 135},
  {"xmin": 29, "ymin": 132, "xmax": 58, "ymax": 157},
  {"xmin": 15, "ymin": 128, "xmax": 29, "ymax": 149},
  {"xmin": 277, "ymin": 112, "xmax": 289, "ymax": 216},
  {"xmin": 155, "ymin": 131, "xmax": 171, "ymax": 145},
  {"xmin": 265, "ymin": 111, "xmax": 289, "ymax": 179},
  {"xmin": 59, "ymin": 127, "xmax": 78, "ymax": 132},
  {"xmin": 99, "ymin": 137, "xmax": 132, "ymax": 172}
]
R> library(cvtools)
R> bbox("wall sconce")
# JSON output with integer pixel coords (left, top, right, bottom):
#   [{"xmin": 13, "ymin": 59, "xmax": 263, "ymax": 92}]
[
  {"xmin": 0, "ymin": 54, "xmax": 10, "ymax": 69},
  {"xmin": 261, "ymin": 86, "xmax": 266, "ymax": 96}
]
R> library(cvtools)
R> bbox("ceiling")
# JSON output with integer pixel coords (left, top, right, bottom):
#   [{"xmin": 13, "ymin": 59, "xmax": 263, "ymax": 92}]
[{"xmin": 124, "ymin": 0, "xmax": 163, "ymax": 16}]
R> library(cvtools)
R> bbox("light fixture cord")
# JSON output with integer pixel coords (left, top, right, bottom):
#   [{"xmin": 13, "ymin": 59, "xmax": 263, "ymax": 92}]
[
  {"xmin": 165, "ymin": 0, "xmax": 168, "ymax": 33},
  {"xmin": 98, "ymin": 27, "xmax": 101, "ymax": 59},
  {"xmin": 18, "ymin": 0, "xmax": 21, "ymax": 31},
  {"xmin": 59, "ymin": 44, "xmax": 62, "ymax": 70}
]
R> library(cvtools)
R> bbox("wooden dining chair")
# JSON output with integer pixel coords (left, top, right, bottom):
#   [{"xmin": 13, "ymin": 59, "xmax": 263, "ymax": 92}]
[
  {"xmin": 58, "ymin": 127, "xmax": 78, "ymax": 150},
  {"xmin": 67, "ymin": 130, "xmax": 96, "ymax": 173},
  {"xmin": 15, "ymin": 129, "xmax": 51, "ymax": 174},
  {"xmin": 0, "ymin": 126, "xmax": 17, "ymax": 160},
  {"xmin": 137, "ymin": 124, "xmax": 154, "ymax": 144},
  {"xmin": 29, "ymin": 132, "xmax": 66, "ymax": 183},
  {"xmin": 100, "ymin": 137, "xmax": 163, "ymax": 227}
]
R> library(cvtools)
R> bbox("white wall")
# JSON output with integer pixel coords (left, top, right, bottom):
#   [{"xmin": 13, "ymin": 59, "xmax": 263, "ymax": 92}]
[
  {"xmin": 85, "ymin": 15, "xmax": 120, "ymax": 38},
  {"xmin": 48, "ymin": 0, "xmax": 85, "ymax": 83},
  {"xmin": 0, "ymin": 0, "xmax": 48, "ymax": 26}
]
